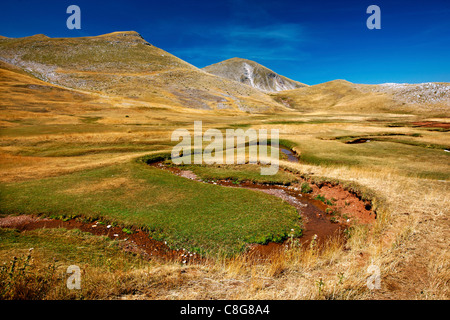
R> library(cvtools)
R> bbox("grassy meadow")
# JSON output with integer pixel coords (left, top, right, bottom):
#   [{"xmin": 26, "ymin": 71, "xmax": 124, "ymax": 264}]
[
  {"xmin": 1, "ymin": 102, "xmax": 448, "ymax": 299},
  {"xmin": 0, "ymin": 42, "xmax": 448, "ymax": 299},
  {"xmin": 0, "ymin": 161, "xmax": 301, "ymax": 256}
]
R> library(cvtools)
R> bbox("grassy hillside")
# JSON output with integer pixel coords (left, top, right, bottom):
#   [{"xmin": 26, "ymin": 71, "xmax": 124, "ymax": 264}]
[
  {"xmin": 0, "ymin": 32, "xmax": 285, "ymax": 112},
  {"xmin": 271, "ymin": 80, "xmax": 449, "ymax": 114}
]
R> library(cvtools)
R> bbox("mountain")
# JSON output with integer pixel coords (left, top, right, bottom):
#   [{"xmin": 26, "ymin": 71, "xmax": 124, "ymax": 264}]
[
  {"xmin": 367, "ymin": 82, "xmax": 450, "ymax": 109},
  {"xmin": 202, "ymin": 58, "xmax": 307, "ymax": 93},
  {"xmin": 270, "ymin": 79, "xmax": 450, "ymax": 114},
  {"xmin": 0, "ymin": 59, "xmax": 92, "ymax": 103},
  {"xmin": 0, "ymin": 32, "xmax": 286, "ymax": 112},
  {"xmin": 2, "ymin": 32, "xmax": 447, "ymax": 115}
]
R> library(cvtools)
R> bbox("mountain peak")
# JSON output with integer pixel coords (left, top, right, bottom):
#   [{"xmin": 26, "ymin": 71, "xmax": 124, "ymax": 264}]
[
  {"xmin": 228, "ymin": 57, "xmax": 251, "ymax": 62},
  {"xmin": 98, "ymin": 31, "xmax": 142, "ymax": 37},
  {"xmin": 95, "ymin": 31, "xmax": 150, "ymax": 44},
  {"xmin": 203, "ymin": 58, "xmax": 307, "ymax": 92},
  {"xmin": 25, "ymin": 34, "xmax": 50, "ymax": 40}
]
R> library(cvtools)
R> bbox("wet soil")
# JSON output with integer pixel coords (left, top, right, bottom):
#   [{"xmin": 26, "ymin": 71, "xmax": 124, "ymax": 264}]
[
  {"xmin": 0, "ymin": 148, "xmax": 375, "ymax": 261},
  {"xmin": 0, "ymin": 215, "xmax": 203, "ymax": 264},
  {"xmin": 346, "ymin": 138, "xmax": 370, "ymax": 144},
  {"xmin": 152, "ymin": 161, "xmax": 376, "ymax": 257},
  {"xmin": 411, "ymin": 121, "xmax": 450, "ymax": 129}
]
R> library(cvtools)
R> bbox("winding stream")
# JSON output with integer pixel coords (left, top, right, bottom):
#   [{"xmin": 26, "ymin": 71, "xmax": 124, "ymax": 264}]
[
  {"xmin": 0, "ymin": 146, "xmax": 370, "ymax": 262},
  {"xmin": 149, "ymin": 146, "xmax": 354, "ymax": 256},
  {"xmin": 279, "ymin": 147, "xmax": 299, "ymax": 163}
]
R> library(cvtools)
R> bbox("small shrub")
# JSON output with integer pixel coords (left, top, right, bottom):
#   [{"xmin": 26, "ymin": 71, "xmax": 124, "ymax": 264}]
[
  {"xmin": 122, "ymin": 228, "xmax": 133, "ymax": 235},
  {"xmin": 314, "ymin": 194, "xmax": 326, "ymax": 202},
  {"xmin": 0, "ymin": 249, "xmax": 58, "ymax": 300},
  {"xmin": 301, "ymin": 182, "xmax": 312, "ymax": 194},
  {"xmin": 343, "ymin": 227, "xmax": 354, "ymax": 239}
]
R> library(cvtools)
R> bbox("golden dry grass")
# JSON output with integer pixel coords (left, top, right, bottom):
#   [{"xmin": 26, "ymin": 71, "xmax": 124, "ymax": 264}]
[
  {"xmin": 0, "ymin": 39, "xmax": 448, "ymax": 299},
  {"xmin": 2, "ymin": 154, "xmax": 447, "ymax": 299}
]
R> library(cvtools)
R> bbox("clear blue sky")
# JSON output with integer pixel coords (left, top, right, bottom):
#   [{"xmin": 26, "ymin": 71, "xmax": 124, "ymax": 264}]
[{"xmin": 1, "ymin": 0, "xmax": 449, "ymax": 85}]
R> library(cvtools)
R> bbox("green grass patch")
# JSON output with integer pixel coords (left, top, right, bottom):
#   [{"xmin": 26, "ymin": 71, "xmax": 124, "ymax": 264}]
[
  {"xmin": 295, "ymin": 138, "xmax": 450, "ymax": 180},
  {"xmin": 0, "ymin": 162, "xmax": 301, "ymax": 256},
  {"xmin": 300, "ymin": 182, "xmax": 312, "ymax": 194},
  {"xmin": 176, "ymin": 163, "xmax": 298, "ymax": 185},
  {"xmin": 314, "ymin": 194, "xmax": 326, "ymax": 203},
  {"xmin": 0, "ymin": 228, "xmax": 141, "ymax": 270},
  {"xmin": 277, "ymin": 139, "xmax": 297, "ymax": 150}
]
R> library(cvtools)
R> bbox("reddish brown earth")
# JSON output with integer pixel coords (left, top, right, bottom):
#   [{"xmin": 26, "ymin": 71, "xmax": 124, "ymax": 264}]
[
  {"xmin": 302, "ymin": 181, "xmax": 376, "ymax": 225},
  {"xmin": 0, "ymin": 157, "xmax": 375, "ymax": 262},
  {"xmin": 411, "ymin": 121, "xmax": 450, "ymax": 128},
  {"xmin": 0, "ymin": 215, "xmax": 203, "ymax": 264},
  {"xmin": 152, "ymin": 162, "xmax": 376, "ymax": 257}
]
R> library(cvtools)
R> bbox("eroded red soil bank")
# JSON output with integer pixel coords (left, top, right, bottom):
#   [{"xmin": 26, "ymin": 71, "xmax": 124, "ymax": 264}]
[
  {"xmin": 411, "ymin": 121, "xmax": 450, "ymax": 129},
  {"xmin": 152, "ymin": 162, "xmax": 376, "ymax": 257},
  {"xmin": 0, "ymin": 156, "xmax": 376, "ymax": 262}
]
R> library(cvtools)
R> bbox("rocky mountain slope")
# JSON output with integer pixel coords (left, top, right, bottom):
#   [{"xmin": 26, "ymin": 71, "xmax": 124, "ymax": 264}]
[
  {"xmin": 203, "ymin": 58, "xmax": 307, "ymax": 93},
  {"xmin": 0, "ymin": 32, "xmax": 285, "ymax": 112},
  {"xmin": 367, "ymin": 82, "xmax": 450, "ymax": 108}
]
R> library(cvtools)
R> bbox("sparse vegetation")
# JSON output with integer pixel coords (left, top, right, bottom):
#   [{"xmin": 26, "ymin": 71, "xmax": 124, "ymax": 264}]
[
  {"xmin": 301, "ymin": 182, "xmax": 312, "ymax": 193},
  {"xmin": 314, "ymin": 194, "xmax": 326, "ymax": 202}
]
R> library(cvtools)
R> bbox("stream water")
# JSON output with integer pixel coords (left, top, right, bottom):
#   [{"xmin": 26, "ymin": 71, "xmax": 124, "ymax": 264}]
[
  {"xmin": 150, "ymin": 147, "xmax": 347, "ymax": 257},
  {"xmin": 279, "ymin": 147, "xmax": 299, "ymax": 163}
]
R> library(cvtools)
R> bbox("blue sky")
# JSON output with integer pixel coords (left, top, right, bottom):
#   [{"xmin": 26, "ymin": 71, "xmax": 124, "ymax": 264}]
[{"xmin": 1, "ymin": 0, "xmax": 449, "ymax": 85}]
